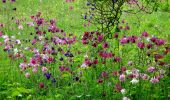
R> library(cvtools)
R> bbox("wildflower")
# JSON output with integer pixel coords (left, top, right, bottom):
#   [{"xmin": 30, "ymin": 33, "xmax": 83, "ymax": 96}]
[
  {"xmin": 39, "ymin": 82, "xmax": 44, "ymax": 88},
  {"xmin": 159, "ymin": 69, "xmax": 165, "ymax": 74},
  {"xmin": 42, "ymin": 67, "xmax": 48, "ymax": 73},
  {"xmin": 159, "ymin": 61, "xmax": 165, "ymax": 66},
  {"xmin": 102, "ymin": 42, "xmax": 109, "ymax": 49},
  {"xmin": 125, "ymin": 26, "xmax": 130, "ymax": 30},
  {"xmin": 128, "ymin": 61, "xmax": 133, "ymax": 66},
  {"xmin": 113, "ymin": 71, "xmax": 119, "ymax": 76},
  {"xmin": 15, "ymin": 39, "xmax": 21, "ymax": 44},
  {"xmin": 120, "ymin": 37, "xmax": 128, "ymax": 44},
  {"xmin": 18, "ymin": 25, "xmax": 23, "ymax": 30},
  {"xmin": 150, "ymin": 77, "xmax": 159, "ymax": 84},
  {"xmin": 137, "ymin": 42, "xmax": 145, "ymax": 49},
  {"xmin": 119, "ymin": 74, "xmax": 125, "ymax": 82},
  {"xmin": 140, "ymin": 74, "xmax": 149, "ymax": 80},
  {"xmin": 98, "ymin": 35, "xmax": 103, "ymax": 42},
  {"xmin": 80, "ymin": 63, "xmax": 87, "ymax": 68},
  {"xmin": 29, "ymin": 58, "xmax": 37, "ymax": 66},
  {"xmin": 25, "ymin": 73, "xmax": 30, "ymax": 78},
  {"xmin": 97, "ymin": 78, "xmax": 103, "ymax": 84},
  {"xmin": 14, "ymin": 48, "xmax": 18, "ymax": 54},
  {"xmin": 93, "ymin": 58, "xmax": 98, "ymax": 64},
  {"xmin": 114, "ymin": 57, "xmax": 121, "ymax": 62},
  {"xmin": 101, "ymin": 71, "xmax": 108, "ymax": 78},
  {"xmin": 32, "ymin": 67, "xmax": 38, "ymax": 73},
  {"xmin": 115, "ymin": 83, "xmax": 122, "ymax": 92},
  {"xmin": 2, "ymin": 0, "xmax": 6, "ymax": 3},
  {"xmin": 47, "ymin": 57, "xmax": 54, "ymax": 63},
  {"xmin": 45, "ymin": 73, "xmax": 51, "ymax": 79},
  {"xmin": 147, "ymin": 66, "xmax": 155, "ymax": 73},
  {"xmin": 147, "ymin": 43, "xmax": 153, "ymax": 49},
  {"xmin": 128, "ymin": 35, "xmax": 138, "ymax": 43},
  {"xmin": 130, "ymin": 78, "xmax": 139, "ymax": 84},
  {"xmin": 11, "ymin": 0, "xmax": 15, "ymax": 3},
  {"xmin": 121, "ymin": 89, "xmax": 126, "ymax": 95},
  {"xmin": 122, "ymin": 97, "xmax": 130, "ymax": 100},
  {"xmin": 121, "ymin": 66, "xmax": 126, "ymax": 72},
  {"xmin": 59, "ymin": 57, "xmax": 64, "ymax": 61},
  {"xmin": 150, "ymin": 37, "xmax": 157, "ymax": 43},
  {"xmin": 156, "ymin": 39, "xmax": 165, "ymax": 46},
  {"xmin": 141, "ymin": 31, "xmax": 149, "ymax": 37}
]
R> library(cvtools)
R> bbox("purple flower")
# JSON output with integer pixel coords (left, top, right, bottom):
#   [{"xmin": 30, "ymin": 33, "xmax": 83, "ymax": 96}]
[
  {"xmin": 137, "ymin": 42, "xmax": 145, "ymax": 49},
  {"xmin": 120, "ymin": 37, "xmax": 128, "ymax": 44},
  {"xmin": 150, "ymin": 77, "xmax": 159, "ymax": 84},
  {"xmin": 101, "ymin": 71, "xmax": 108, "ymax": 78},
  {"xmin": 2, "ymin": 0, "xmax": 6, "ymax": 3},
  {"xmin": 45, "ymin": 73, "xmax": 51, "ymax": 79},
  {"xmin": 102, "ymin": 42, "xmax": 109, "ymax": 49},
  {"xmin": 147, "ymin": 66, "xmax": 155, "ymax": 73},
  {"xmin": 141, "ymin": 31, "xmax": 149, "ymax": 37},
  {"xmin": 11, "ymin": 0, "xmax": 15, "ymax": 3},
  {"xmin": 119, "ymin": 74, "xmax": 125, "ymax": 82}
]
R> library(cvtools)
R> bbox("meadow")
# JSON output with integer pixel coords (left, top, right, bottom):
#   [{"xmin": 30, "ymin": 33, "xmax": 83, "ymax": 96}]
[{"xmin": 0, "ymin": 0, "xmax": 170, "ymax": 99}]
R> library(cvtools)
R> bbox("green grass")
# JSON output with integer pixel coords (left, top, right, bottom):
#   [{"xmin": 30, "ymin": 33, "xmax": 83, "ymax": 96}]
[{"xmin": 0, "ymin": 0, "xmax": 170, "ymax": 99}]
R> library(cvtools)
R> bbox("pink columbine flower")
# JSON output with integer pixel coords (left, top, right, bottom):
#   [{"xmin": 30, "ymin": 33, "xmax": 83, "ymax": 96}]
[
  {"xmin": 114, "ymin": 57, "xmax": 121, "ymax": 62},
  {"xmin": 122, "ymin": 97, "xmax": 130, "ymax": 100},
  {"xmin": 147, "ymin": 66, "xmax": 155, "ymax": 73},
  {"xmin": 29, "ymin": 58, "xmax": 37, "ymax": 66},
  {"xmin": 32, "ymin": 67, "xmax": 38, "ymax": 73},
  {"xmin": 140, "ymin": 74, "xmax": 149, "ymax": 80},
  {"xmin": 120, "ymin": 37, "xmax": 128, "ymax": 44},
  {"xmin": 98, "ymin": 35, "xmax": 103, "ymax": 42},
  {"xmin": 18, "ymin": 25, "xmax": 23, "ymax": 30},
  {"xmin": 128, "ymin": 61, "xmax": 133, "ymax": 66},
  {"xmin": 119, "ymin": 74, "xmax": 126, "ymax": 82},
  {"xmin": 101, "ymin": 71, "xmax": 108, "ymax": 78},
  {"xmin": 147, "ymin": 43, "xmax": 153, "ymax": 49},
  {"xmin": 156, "ymin": 39, "xmax": 165, "ymax": 46},
  {"xmin": 141, "ymin": 31, "xmax": 149, "ymax": 37},
  {"xmin": 25, "ymin": 73, "xmax": 30, "ymax": 78},
  {"xmin": 102, "ymin": 42, "xmax": 109, "ymax": 49},
  {"xmin": 42, "ymin": 67, "xmax": 48, "ymax": 73},
  {"xmin": 137, "ymin": 42, "xmax": 145, "ymax": 49},
  {"xmin": 150, "ymin": 77, "xmax": 159, "ymax": 84}
]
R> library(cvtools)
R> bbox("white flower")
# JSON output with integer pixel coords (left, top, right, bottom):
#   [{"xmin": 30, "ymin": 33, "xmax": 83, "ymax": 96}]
[
  {"xmin": 122, "ymin": 96, "xmax": 130, "ymax": 100},
  {"xmin": 84, "ymin": 54, "xmax": 88, "ymax": 58},
  {"xmin": 81, "ymin": 63, "xmax": 87, "ymax": 68},
  {"xmin": 11, "ymin": 36, "xmax": 16, "ymax": 39},
  {"xmin": 39, "ymin": 36, "xmax": 43, "ymax": 40},
  {"xmin": 146, "ymin": 37, "xmax": 150, "ymax": 42},
  {"xmin": 130, "ymin": 78, "xmax": 139, "ymax": 84},
  {"xmin": 14, "ymin": 48, "xmax": 18, "ymax": 54},
  {"xmin": 16, "ymin": 39, "xmax": 21, "ymax": 44},
  {"xmin": 159, "ymin": 69, "xmax": 166, "ymax": 74},
  {"xmin": 2, "ymin": 35, "xmax": 8, "ymax": 39},
  {"xmin": 126, "ymin": 70, "xmax": 132, "ymax": 75},
  {"xmin": 121, "ymin": 89, "xmax": 126, "ymax": 95}
]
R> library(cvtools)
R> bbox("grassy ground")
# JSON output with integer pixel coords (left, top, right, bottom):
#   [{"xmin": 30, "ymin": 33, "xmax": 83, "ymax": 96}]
[{"xmin": 0, "ymin": 0, "xmax": 170, "ymax": 99}]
